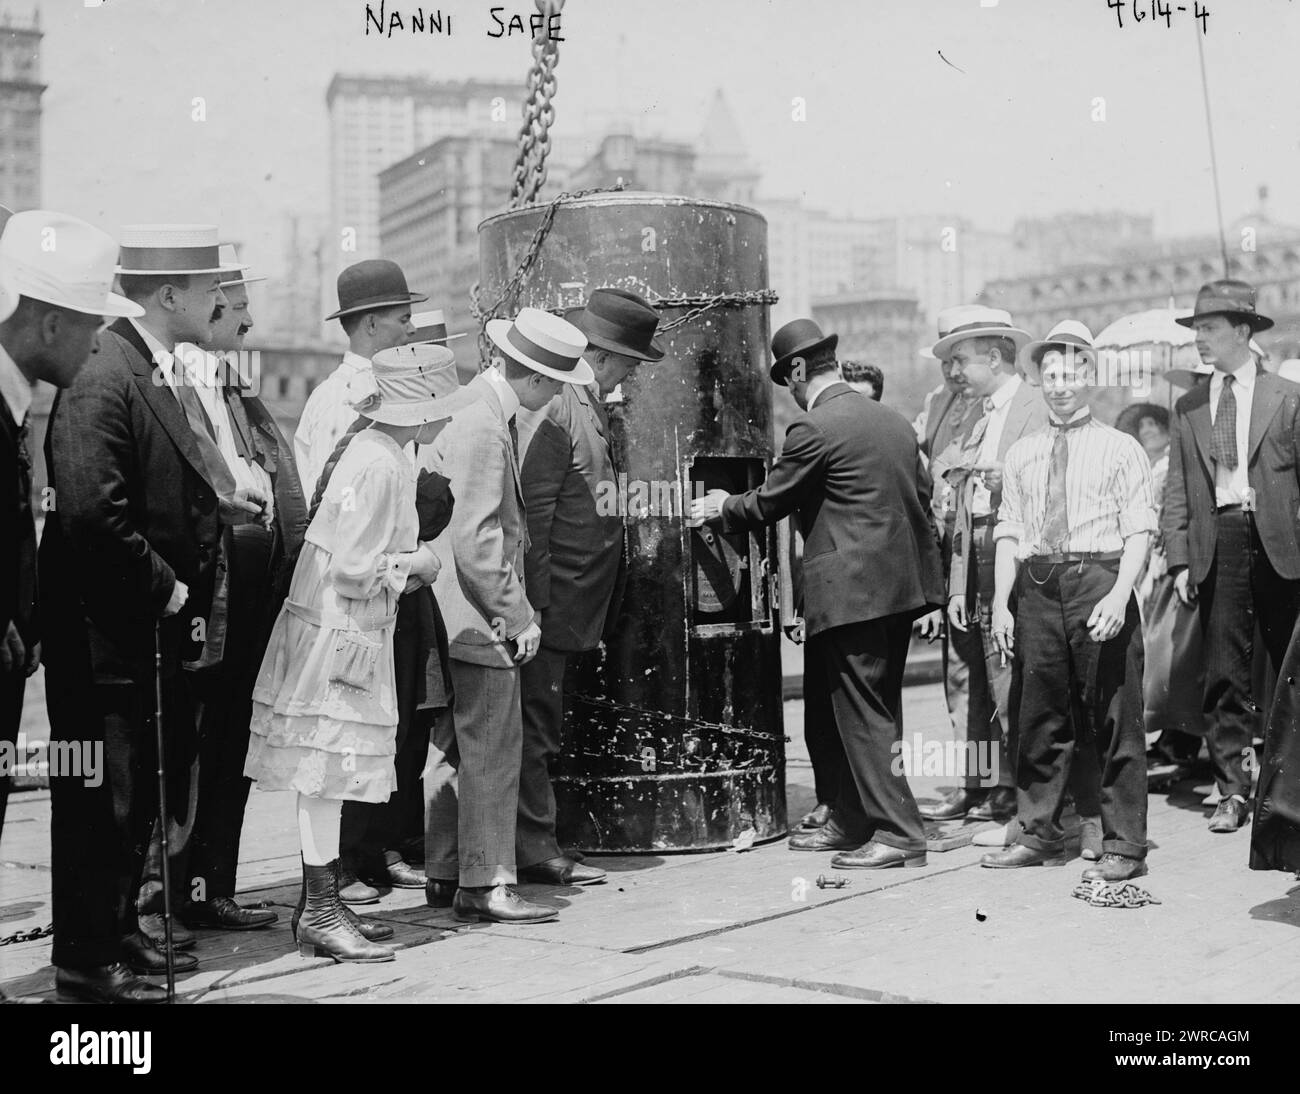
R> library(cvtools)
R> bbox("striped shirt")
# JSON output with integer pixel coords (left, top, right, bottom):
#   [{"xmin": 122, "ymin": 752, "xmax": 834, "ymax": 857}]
[{"xmin": 995, "ymin": 413, "xmax": 1156, "ymax": 558}]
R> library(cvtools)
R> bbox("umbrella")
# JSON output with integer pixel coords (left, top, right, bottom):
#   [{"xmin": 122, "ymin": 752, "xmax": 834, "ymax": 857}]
[{"xmin": 1093, "ymin": 307, "xmax": 1202, "ymax": 402}]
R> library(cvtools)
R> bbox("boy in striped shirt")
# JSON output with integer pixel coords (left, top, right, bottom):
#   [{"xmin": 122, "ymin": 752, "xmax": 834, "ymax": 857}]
[{"xmin": 980, "ymin": 322, "xmax": 1156, "ymax": 882}]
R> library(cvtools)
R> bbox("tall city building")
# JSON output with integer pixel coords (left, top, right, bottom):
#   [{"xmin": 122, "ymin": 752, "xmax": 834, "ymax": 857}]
[
  {"xmin": 0, "ymin": 6, "xmax": 43, "ymax": 211},
  {"xmin": 378, "ymin": 134, "xmax": 517, "ymax": 370},
  {"xmin": 323, "ymin": 75, "xmax": 520, "ymax": 324}
]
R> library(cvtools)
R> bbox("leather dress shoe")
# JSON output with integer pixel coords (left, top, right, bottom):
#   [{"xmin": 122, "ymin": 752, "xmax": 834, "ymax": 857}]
[
  {"xmin": 1078, "ymin": 815, "xmax": 1103, "ymax": 861},
  {"xmin": 453, "ymin": 884, "xmax": 559, "ymax": 924},
  {"xmin": 518, "ymin": 855, "xmax": 607, "ymax": 886},
  {"xmin": 919, "ymin": 788, "xmax": 985, "ymax": 821},
  {"xmin": 181, "ymin": 896, "xmax": 278, "ymax": 931},
  {"xmin": 56, "ymin": 962, "xmax": 168, "ymax": 1004},
  {"xmin": 382, "ymin": 858, "xmax": 427, "ymax": 889},
  {"xmin": 121, "ymin": 930, "xmax": 198, "ymax": 976},
  {"xmin": 1209, "ymin": 795, "xmax": 1249, "ymax": 833},
  {"xmin": 425, "ymin": 878, "xmax": 457, "ymax": 909},
  {"xmin": 968, "ymin": 786, "xmax": 1017, "ymax": 823},
  {"xmin": 789, "ymin": 822, "xmax": 862, "ymax": 851},
  {"xmin": 337, "ymin": 869, "xmax": 380, "ymax": 905},
  {"xmin": 1080, "ymin": 852, "xmax": 1148, "ymax": 883},
  {"xmin": 798, "ymin": 803, "xmax": 834, "ymax": 829},
  {"xmin": 972, "ymin": 822, "xmax": 1014, "ymax": 848},
  {"xmin": 137, "ymin": 912, "xmax": 195, "ymax": 951},
  {"xmin": 980, "ymin": 844, "xmax": 1068, "ymax": 868},
  {"xmin": 831, "ymin": 842, "xmax": 926, "ymax": 869}
]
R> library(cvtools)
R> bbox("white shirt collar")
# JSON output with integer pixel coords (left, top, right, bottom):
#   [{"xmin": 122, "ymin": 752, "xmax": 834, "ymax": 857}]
[
  {"xmin": 987, "ymin": 374, "xmax": 1021, "ymax": 411},
  {"xmin": 483, "ymin": 365, "xmax": 522, "ymax": 421},
  {"xmin": 1215, "ymin": 357, "xmax": 1256, "ymax": 390},
  {"xmin": 0, "ymin": 341, "xmax": 32, "ymax": 426},
  {"xmin": 341, "ymin": 350, "xmax": 370, "ymax": 374},
  {"xmin": 129, "ymin": 318, "xmax": 173, "ymax": 365}
]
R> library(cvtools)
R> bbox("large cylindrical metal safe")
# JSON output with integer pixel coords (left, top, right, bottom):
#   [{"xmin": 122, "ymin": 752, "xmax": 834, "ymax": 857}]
[{"xmin": 477, "ymin": 192, "xmax": 787, "ymax": 852}]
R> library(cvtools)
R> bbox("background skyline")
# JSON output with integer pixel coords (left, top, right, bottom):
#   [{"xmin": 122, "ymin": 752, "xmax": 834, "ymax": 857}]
[{"xmin": 31, "ymin": 0, "xmax": 1300, "ymax": 282}]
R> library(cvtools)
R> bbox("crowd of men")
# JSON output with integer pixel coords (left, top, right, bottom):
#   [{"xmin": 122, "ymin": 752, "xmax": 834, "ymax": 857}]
[{"xmin": 1, "ymin": 200, "xmax": 1298, "ymax": 1004}]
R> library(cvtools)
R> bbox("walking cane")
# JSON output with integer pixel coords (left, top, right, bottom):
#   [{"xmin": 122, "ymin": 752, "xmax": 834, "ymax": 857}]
[{"xmin": 153, "ymin": 620, "xmax": 177, "ymax": 1003}]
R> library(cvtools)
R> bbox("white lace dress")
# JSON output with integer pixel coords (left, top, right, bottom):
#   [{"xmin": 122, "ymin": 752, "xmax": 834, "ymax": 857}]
[{"xmin": 245, "ymin": 429, "xmax": 417, "ymax": 801}]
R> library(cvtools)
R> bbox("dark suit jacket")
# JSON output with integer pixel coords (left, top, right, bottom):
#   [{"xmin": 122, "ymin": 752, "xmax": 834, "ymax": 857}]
[
  {"xmin": 39, "ymin": 319, "xmax": 222, "ymax": 683},
  {"xmin": 518, "ymin": 382, "xmax": 624, "ymax": 652},
  {"xmin": 722, "ymin": 382, "xmax": 944, "ymax": 636},
  {"xmin": 1162, "ymin": 370, "xmax": 1300, "ymax": 585},
  {"xmin": 1, "ymin": 408, "xmax": 36, "ymax": 649},
  {"xmin": 225, "ymin": 386, "xmax": 308, "ymax": 610}
]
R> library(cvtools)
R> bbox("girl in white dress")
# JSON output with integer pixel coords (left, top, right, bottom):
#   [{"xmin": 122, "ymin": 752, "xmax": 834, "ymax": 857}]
[{"xmin": 245, "ymin": 344, "xmax": 474, "ymax": 962}]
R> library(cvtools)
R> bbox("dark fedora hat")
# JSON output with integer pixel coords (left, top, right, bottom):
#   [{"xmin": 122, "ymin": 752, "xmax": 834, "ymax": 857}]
[
  {"xmin": 571, "ymin": 287, "xmax": 665, "ymax": 361},
  {"xmin": 1175, "ymin": 278, "xmax": 1273, "ymax": 332},
  {"xmin": 770, "ymin": 318, "xmax": 838, "ymax": 386},
  {"xmin": 325, "ymin": 259, "xmax": 428, "ymax": 321}
]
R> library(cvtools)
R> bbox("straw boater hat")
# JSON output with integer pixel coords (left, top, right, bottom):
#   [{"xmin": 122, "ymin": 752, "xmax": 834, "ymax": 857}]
[
  {"xmin": 345, "ymin": 343, "xmax": 477, "ymax": 426},
  {"xmin": 570, "ymin": 287, "xmax": 665, "ymax": 361},
  {"xmin": 920, "ymin": 305, "xmax": 973, "ymax": 361},
  {"xmin": 115, "ymin": 224, "xmax": 245, "ymax": 275},
  {"xmin": 217, "ymin": 243, "xmax": 266, "ymax": 289},
  {"xmin": 1019, "ymin": 319, "xmax": 1096, "ymax": 384},
  {"xmin": 486, "ymin": 307, "xmax": 594, "ymax": 385},
  {"xmin": 0, "ymin": 210, "xmax": 143, "ymax": 324},
  {"xmin": 931, "ymin": 305, "xmax": 1032, "ymax": 362},
  {"xmin": 326, "ymin": 259, "xmax": 427, "ymax": 321},
  {"xmin": 1175, "ymin": 279, "xmax": 1274, "ymax": 332},
  {"xmin": 408, "ymin": 309, "xmax": 467, "ymax": 346},
  {"xmin": 769, "ymin": 318, "xmax": 837, "ymax": 386}
]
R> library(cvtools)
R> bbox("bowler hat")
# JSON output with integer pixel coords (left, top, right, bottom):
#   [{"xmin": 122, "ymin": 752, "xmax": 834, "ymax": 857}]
[
  {"xmin": 572, "ymin": 288, "xmax": 664, "ymax": 361},
  {"xmin": 770, "ymin": 318, "xmax": 838, "ymax": 386},
  {"xmin": 325, "ymin": 259, "xmax": 427, "ymax": 321},
  {"xmin": 1175, "ymin": 279, "xmax": 1273, "ymax": 332}
]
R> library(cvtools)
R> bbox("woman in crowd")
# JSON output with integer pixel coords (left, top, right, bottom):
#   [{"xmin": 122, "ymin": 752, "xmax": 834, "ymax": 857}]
[{"xmin": 244, "ymin": 344, "xmax": 471, "ymax": 963}]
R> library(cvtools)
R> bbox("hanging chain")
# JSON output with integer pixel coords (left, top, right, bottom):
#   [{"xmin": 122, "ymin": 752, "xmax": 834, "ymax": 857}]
[
  {"xmin": 0, "ymin": 922, "xmax": 54, "ymax": 946},
  {"xmin": 509, "ymin": 0, "xmax": 565, "ymax": 209}
]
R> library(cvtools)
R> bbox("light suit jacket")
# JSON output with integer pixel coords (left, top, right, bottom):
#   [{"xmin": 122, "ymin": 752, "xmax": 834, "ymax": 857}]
[{"xmin": 421, "ymin": 373, "xmax": 534, "ymax": 667}]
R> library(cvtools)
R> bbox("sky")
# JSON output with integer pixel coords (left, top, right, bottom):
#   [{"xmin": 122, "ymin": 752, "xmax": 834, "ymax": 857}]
[{"xmin": 28, "ymin": 0, "xmax": 1300, "ymax": 278}]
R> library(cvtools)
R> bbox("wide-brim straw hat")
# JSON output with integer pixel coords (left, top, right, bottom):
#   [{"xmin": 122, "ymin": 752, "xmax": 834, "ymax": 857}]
[
  {"xmin": 409, "ymin": 309, "xmax": 468, "ymax": 346},
  {"xmin": 931, "ymin": 306, "xmax": 1031, "ymax": 361},
  {"xmin": 217, "ymin": 243, "xmax": 266, "ymax": 288},
  {"xmin": 1019, "ymin": 320, "xmax": 1096, "ymax": 384},
  {"xmin": 347, "ymin": 343, "xmax": 477, "ymax": 426}
]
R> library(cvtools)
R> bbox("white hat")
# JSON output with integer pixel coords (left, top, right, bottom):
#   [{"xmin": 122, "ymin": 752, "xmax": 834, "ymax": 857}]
[
  {"xmin": 409, "ymin": 309, "xmax": 467, "ymax": 345},
  {"xmin": 931, "ymin": 305, "xmax": 1032, "ymax": 361},
  {"xmin": 486, "ymin": 307, "xmax": 594, "ymax": 385},
  {"xmin": 922, "ymin": 305, "xmax": 977, "ymax": 360},
  {"xmin": 217, "ymin": 243, "xmax": 266, "ymax": 288},
  {"xmin": 1019, "ymin": 320, "xmax": 1096, "ymax": 384},
  {"xmin": 116, "ymin": 224, "xmax": 247, "ymax": 275},
  {"xmin": 0, "ymin": 210, "xmax": 143, "ymax": 322},
  {"xmin": 347, "ymin": 343, "xmax": 477, "ymax": 426}
]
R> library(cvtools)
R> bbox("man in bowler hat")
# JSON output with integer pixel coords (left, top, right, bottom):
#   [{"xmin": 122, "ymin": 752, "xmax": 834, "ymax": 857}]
[{"xmin": 691, "ymin": 318, "xmax": 944, "ymax": 868}]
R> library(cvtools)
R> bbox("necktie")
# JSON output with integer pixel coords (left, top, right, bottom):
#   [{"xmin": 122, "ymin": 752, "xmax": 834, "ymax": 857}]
[
  {"xmin": 174, "ymin": 378, "xmax": 236, "ymax": 495},
  {"xmin": 508, "ymin": 415, "xmax": 519, "ymax": 462},
  {"xmin": 1039, "ymin": 414, "xmax": 1091, "ymax": 552},
  {"xmin": 1211, "ymin": 374, "xmax": 1238, "ymax": 470},
  {"xmin": 223, "ymin": 385, "xmax": 257, "ymax": 462},
  {"xmin": 15, "ymin": 413, "xmax": 31, "ymax": 478}
]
